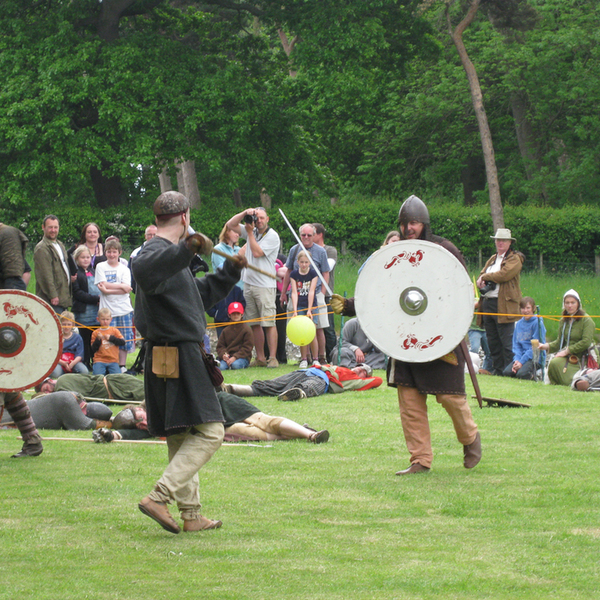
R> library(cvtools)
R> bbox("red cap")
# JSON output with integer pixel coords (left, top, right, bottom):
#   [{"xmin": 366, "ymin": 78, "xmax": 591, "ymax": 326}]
[{"xmin": 228, "ymin": 302, "xmax": 244, "ymax": 315}]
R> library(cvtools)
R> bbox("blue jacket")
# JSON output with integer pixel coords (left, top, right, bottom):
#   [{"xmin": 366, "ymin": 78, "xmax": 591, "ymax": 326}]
[{"xmin": 513, "ymin": 316, "xmax": 546, "ymax": 364}]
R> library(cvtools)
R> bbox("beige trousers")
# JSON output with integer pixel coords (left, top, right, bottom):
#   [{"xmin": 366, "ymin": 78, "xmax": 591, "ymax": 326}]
[
  {"xmin": 149, "ymin": 422, "xmax": 224, "ymax": 520},
  {"xmin": 225, "ymin": 412, "xmax": 285, "ymax": 441},
  {"xmin": 397, "ymin": 387, "xmax": 478, "ymax": 469}
]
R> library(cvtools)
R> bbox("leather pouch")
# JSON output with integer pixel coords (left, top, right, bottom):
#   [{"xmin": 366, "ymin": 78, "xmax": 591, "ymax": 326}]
[{"xmin": 152, "ymin": 345, "xmax": 179, "ymax": 379}]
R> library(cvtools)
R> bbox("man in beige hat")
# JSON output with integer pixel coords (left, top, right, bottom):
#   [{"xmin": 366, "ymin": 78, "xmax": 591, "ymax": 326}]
[{"xmin": 476, "ymin": 228, "xmax": 524, "ymax": 375}]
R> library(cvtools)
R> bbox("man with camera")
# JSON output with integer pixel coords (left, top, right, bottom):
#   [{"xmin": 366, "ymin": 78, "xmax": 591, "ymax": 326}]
[
  {"xmin": 226, "ymin": 207, "xmax": 280, "ymax": 367},
  {"xmin": 476, "ymin": 228, "xmax": 524, "ymax": 376}
]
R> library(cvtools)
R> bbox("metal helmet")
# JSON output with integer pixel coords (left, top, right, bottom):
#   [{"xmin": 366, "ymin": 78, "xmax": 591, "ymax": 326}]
[
  {"xmin": 112, "ymin": 408, "xmax": 136, "ymax": 430},
  {"xmin": 397, "ymin": 195, "xmax": 430, "ymax": 229}
]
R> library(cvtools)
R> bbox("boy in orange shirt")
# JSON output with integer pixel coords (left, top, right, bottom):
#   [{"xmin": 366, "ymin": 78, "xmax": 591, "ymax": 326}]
[{"xmin": 90, "ymin": 307, "xmax": 125, "ymax": 375}]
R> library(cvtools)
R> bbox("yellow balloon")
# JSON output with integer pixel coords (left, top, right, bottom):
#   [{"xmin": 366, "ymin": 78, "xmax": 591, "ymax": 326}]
[{"xmin": 286, "ymin": 315, "xmax": 316, "ymax": 346}]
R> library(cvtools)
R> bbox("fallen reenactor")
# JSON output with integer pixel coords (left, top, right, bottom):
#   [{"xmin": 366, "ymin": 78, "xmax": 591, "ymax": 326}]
[
  {"xmin": 571, "ymin": 368, "xmax": 600, "ymax": 391},
  {"xmin": 1, "ymin": 391, "xmax": 113, "ymax": 430},
  {"xmin": 35, "ymin": 373, "xmax": 145, "ymax": 403},
  {"xmin": 93, "ymin": 392, "xmax": 329, "ymax": 444},
  {"xmin": 223, "ymin": 363, "xmax": 383, "ymax": 402}
]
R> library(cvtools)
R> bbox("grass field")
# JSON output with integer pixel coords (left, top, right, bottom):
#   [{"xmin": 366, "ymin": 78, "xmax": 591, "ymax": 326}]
[
  {"xmin": 8, "ymin": 251, "xmax": 600, "ymax": 598},
  {"xmin": 2, "ymin": 364, "xmax": 599, "ymax": 600}
]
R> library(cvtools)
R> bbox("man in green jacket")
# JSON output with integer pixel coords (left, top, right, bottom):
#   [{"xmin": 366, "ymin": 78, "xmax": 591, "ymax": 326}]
[
  {"xmin": 33, "ymin": 215, "xmax": 72, "ymax": 312},
  {"xmin": 0, "ymin": 222, "xmax": 28, "ymax": 290}
]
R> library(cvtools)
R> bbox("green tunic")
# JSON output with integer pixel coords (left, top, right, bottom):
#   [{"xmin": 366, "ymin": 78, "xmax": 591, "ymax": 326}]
[
  {"xmin": 55, "ymin": 373, "xmax": 145, "ymax": 402},
  {"xmin": 547, "ymin": 314, "xmax": 596, "ymax": 386}
]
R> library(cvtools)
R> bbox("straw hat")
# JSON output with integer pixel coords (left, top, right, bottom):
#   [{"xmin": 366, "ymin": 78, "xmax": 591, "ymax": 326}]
[{"xmin": 490, "ymin": 228, "xmax": 515, "ymax": 241}]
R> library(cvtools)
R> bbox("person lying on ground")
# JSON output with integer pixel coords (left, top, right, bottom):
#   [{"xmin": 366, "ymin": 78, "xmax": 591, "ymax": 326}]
[
  {"xmin": 93, "ymin": 392, "xmax": 329, "ymax": 444},
  {"xmin": 35, "ymin": 373, "xmax": 145, "ymax": 403},
  {"xmin": 224, "ymin": 363, "xmax": 382, "ymax": 402},
  {"xmin": 1, "ymin": 392, "xmax": 113, "ymax": 430},
  {"xmin": 571, "ymin": 368, "xmax": 600, "ymax": 391},
  {"xmin": 329, "ymin": 317, "xmax": 387, "ymax": 370}
]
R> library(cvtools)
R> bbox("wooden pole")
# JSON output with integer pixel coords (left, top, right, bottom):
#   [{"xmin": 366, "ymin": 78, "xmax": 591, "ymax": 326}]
[{"xmin": 211, "ymin": 248, "xmax": 278, "ymax": 280}]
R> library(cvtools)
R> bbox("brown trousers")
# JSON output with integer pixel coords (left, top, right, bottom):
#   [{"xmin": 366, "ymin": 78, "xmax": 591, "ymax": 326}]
[{"xmin": 397, "ymin": 387, "xmax": 478, "ymax": 469}]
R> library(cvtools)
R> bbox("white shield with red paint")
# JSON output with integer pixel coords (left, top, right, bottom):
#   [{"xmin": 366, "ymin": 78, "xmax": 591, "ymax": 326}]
[
  {"xmin": 355, "ymin": 240, "xmax": 473, "ymax": 363},
  {"xmin": 0, "ymin": 290, "xmax": 62, "ymax": 392}
]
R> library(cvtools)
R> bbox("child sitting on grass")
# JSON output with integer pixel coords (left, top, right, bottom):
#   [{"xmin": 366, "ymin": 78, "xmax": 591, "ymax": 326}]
[
  {"xmin": 503, "ymin": 296, "xmax": 546, "ymax": 380},
  {"xmin": 50, "ymin": 311, "xmax": 89, "ymax": 377},
  {"xmin": 290, "ymin": 250, "xmax": 319, "ymax": 369},
  {"xmin": 90, "ymin": 307, "xmax": 125, "ymax": 375},
  {"xmin": 216, "ymin": 302, "xmax": 254, "ymax": 370}
]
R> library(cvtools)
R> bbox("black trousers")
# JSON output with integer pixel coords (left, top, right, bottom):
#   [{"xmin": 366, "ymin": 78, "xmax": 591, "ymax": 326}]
[
  {"xmin": 323, "ymin": 295, "xmax": 337, "ymax": 361},
  {"xmin": 481, "ymin": 296, "xmax": 515, "ymax": 374}
]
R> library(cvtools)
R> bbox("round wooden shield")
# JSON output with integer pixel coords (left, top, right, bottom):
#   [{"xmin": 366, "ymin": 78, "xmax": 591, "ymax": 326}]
[
  {"xmin": 0, "ymin": 290, "xmax": 62, "ymax": 392},
  {"xmin": 355, "ymin": 240, "xmax": 473, "ymax": 363}
]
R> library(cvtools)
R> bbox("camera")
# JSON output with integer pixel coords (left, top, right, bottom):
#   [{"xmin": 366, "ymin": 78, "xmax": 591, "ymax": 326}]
[
  {"xmin": 480, "ymin": 281, "xmax": 496, "ymax": 295},
  {"xmin": 244, "ymin": 213, "xmax": 258, "ymax": 226}
]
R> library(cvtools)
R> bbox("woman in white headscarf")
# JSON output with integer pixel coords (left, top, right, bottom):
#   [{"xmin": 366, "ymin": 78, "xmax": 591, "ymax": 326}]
[{"xmin": 539, "ymin": 289, "xmax": 595, "ymax": 385}]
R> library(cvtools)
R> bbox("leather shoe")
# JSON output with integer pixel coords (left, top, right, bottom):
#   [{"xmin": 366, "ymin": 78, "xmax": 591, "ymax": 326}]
[
  {"xmin": 308, "ymin": 429, "xmax": 330, "ymax": 444},
  {"xmin": 138, "ymin": 496, "xmax": 181, "ymax": 534},
  {"xmin": 395, "ymin": 462, "xmax": 430, "ymax": 476},
  {"xmin": 11, "ymin": 435, "xmax": 43, "ymax": 458},
  {"xmin": 183, "ymin": 516, "xmax": 222, "ymax": 532},
  {"xmin": 463, "ymin": 431, "xmax": 482, "ymax": 469}
]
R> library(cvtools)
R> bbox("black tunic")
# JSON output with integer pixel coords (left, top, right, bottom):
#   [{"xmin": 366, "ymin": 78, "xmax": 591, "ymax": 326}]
[{"xmin": 132, "ymin": 236, "xmax": 240, "ymax": 436}]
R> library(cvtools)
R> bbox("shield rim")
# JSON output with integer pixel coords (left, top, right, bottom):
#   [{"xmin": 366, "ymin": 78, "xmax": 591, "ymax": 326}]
[
  {"xmin": 0, "ymin": 290, "xmax": 63, "ymax": 392},
  {"xmin": 355, "ymin": 239, "xmax": 473, "ymax": 363}
]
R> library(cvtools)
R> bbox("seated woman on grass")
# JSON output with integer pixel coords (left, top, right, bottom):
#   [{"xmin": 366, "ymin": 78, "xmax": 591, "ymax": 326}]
[{"xmin": 538, "ymin": 289, "xmax": 595, "ymax": 386}]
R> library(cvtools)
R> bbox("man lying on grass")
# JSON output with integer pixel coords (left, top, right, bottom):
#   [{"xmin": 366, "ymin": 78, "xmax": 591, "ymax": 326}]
[
  {"xmin": 1, "ymin": 392, "xmax": 113, "ymax": 431},
  {"xmin": 93, "ymin": 392, "xmax": 330, "ymax": 444},
  {"xmin": 223, "ymin": 363, "xmax": 382, "ymax": 402}
]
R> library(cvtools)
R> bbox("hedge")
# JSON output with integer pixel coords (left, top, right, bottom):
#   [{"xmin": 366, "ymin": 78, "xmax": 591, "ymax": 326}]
[{"xmin": 5, "ymin": 200, "xmax": 600, "ymax": 263}]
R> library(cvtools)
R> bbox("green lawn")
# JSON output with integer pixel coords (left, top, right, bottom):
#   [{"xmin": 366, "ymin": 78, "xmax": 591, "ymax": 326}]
[{"xmin": 2, "ymin": 365, "xmax": 599, "ymax": 600}]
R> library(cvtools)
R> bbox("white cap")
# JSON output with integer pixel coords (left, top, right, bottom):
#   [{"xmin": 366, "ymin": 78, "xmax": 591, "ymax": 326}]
[{"xmin": 563, "ymin": 289, "xmax": 581, "ymax": 304}]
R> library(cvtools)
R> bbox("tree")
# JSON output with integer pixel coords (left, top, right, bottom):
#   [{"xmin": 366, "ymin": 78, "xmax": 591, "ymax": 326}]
[{"xmin": 444, "ymin": 0, "xmax": 504, "ymax": 229}]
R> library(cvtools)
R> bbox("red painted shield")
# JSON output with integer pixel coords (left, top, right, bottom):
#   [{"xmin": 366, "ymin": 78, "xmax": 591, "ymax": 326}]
[{"xmin": 0, "ymin": 291, "xmax": 62, "ymax": 392}]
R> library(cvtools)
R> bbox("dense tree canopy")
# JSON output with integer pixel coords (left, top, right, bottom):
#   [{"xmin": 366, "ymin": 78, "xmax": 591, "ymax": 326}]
[
  {"xmin": 0, "ymin": 0, "xmax": 432, "ymax": 208},
  {"xmin": 0, "ymin": 0, "xmax": 598, "ymax": 212}
]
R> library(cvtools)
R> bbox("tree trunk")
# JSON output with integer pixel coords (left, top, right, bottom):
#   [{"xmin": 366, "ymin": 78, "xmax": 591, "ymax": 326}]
[
  {"xmin": 447, "ymin": 0, "xmax": 504, "ymax": 230},
  {"xmin": 460, "ymin": 154, "xmax": 486, "ymax": 206},
  {"xmin": 277, "ymin": 29, "xmax": 299, "ymax": 78},
  {"xmin": 181, "ymin": 160, "xmax": 200, "ymax": 208},
  {"xmin": 233, "ymin": 188, "xmax": 242, "ymax": 207},
  {"xmin": 260, "ymin": 188, "xmax": 272, "ymax": 209},
  {"xmin": 90, "ymin": 163, "xmax": 127, "ymax": 208},
  {"xmin": 174, "ymin": 160, "xmax": 201, "ymax": 208},
  {"xmin": 158, "ymin": 167, "xmax": 172, "ymax": 193},
  {"xmin": 511, "ymin": 91, "xmax": 548, "ymax": 203},
  {"xmin": 97, "ymin": 0, "xmax": 137, "ymax": 42}
]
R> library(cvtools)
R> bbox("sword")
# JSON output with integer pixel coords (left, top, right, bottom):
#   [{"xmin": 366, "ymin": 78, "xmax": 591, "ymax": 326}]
[{"xmin": 278, "ymin": 209, "xmax": 333, "ymax": 296}]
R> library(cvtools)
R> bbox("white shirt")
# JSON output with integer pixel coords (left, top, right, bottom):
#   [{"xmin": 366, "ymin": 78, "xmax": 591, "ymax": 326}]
[
  {"xmin": 95, "ymin": 261, "xmax": 133, "ymax": 317},
  {"xmin": 239, "ymin": 227, "xmax": 280, "ymax": 288}
]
